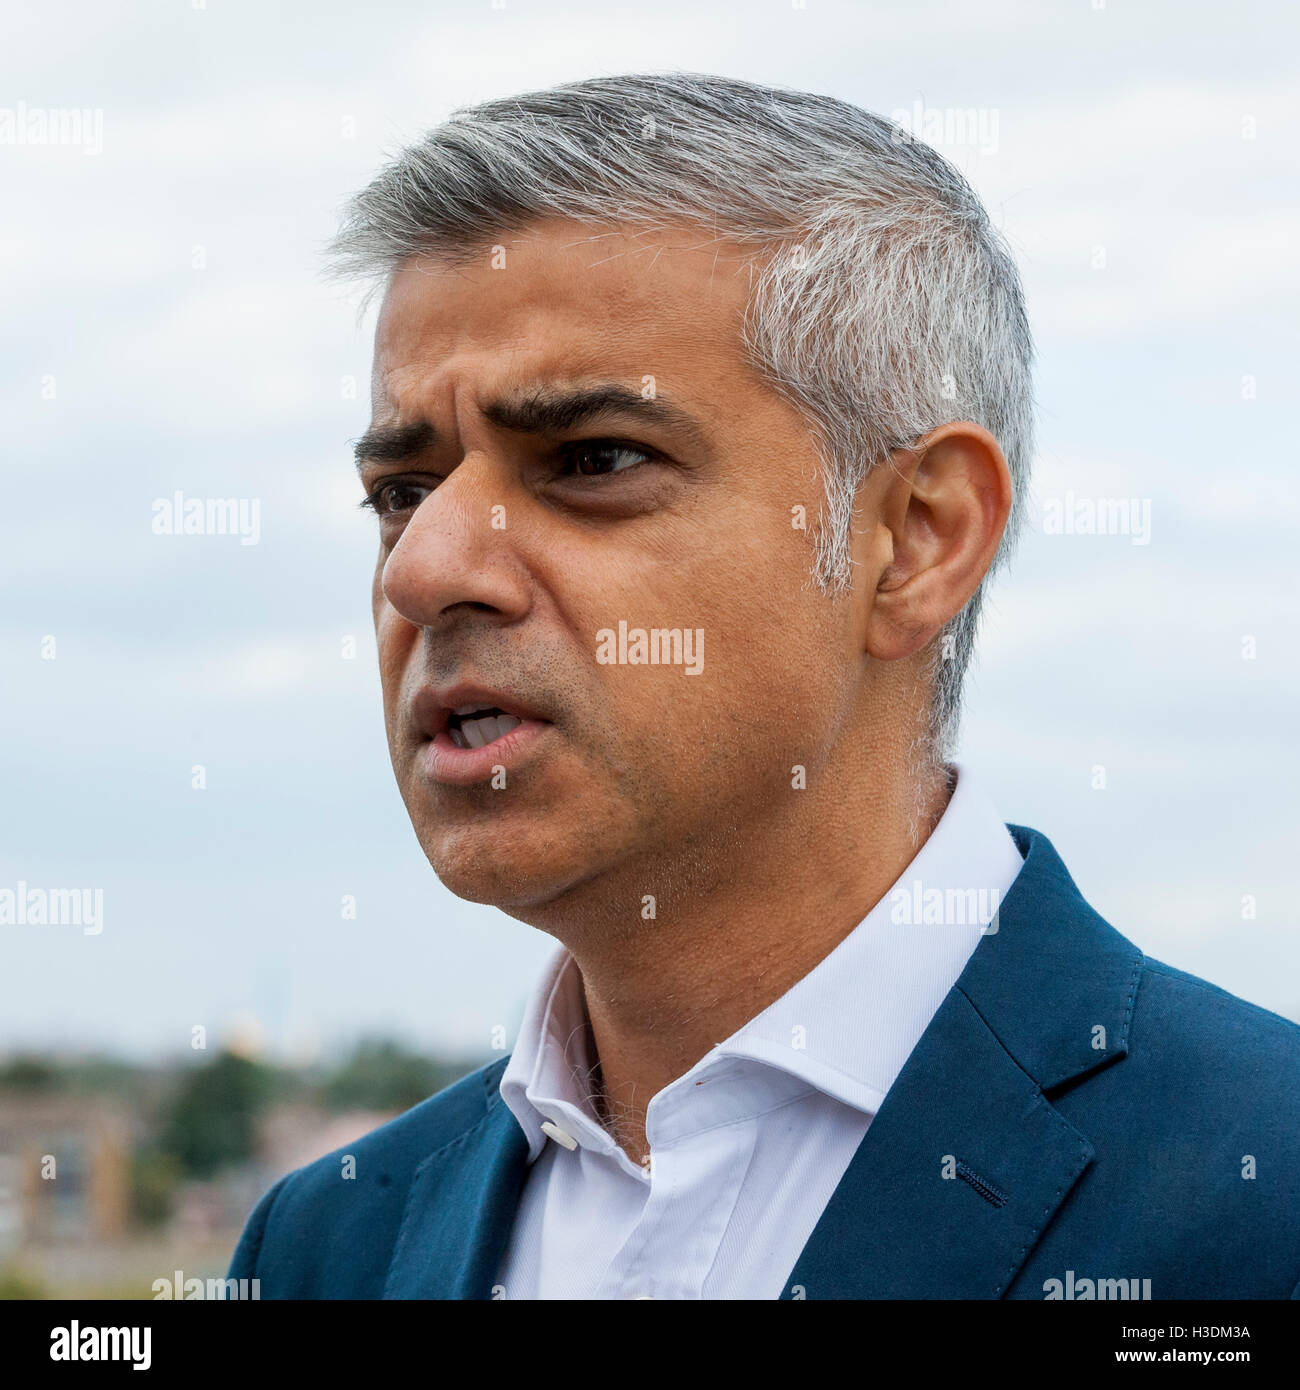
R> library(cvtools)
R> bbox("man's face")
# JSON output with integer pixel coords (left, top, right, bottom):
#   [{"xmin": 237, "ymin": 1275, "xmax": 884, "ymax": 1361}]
[{"xmin": 364, "ymin": 217, "xmax": 870, "ymax": 926}]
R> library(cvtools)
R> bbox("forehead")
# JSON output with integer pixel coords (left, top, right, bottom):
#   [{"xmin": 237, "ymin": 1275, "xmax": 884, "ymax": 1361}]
[{"xmin": 371, "ymin": 217, "xmax": 756, "ymax": 410}]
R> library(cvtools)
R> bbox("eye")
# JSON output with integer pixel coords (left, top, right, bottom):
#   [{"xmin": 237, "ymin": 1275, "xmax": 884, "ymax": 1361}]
[
  {"xmin": 560, "ymin": 440, "xmax": 652, "ymax": 478},
  {"xmin": 361, "ymin": 478, "xmax": 432, "ymax": 515}
]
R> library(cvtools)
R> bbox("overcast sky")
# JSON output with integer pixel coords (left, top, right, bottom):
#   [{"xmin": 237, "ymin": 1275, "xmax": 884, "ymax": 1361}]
[{"xmin": 2, "ymin": 0, "xmax": 1297, "ymax": 1062}]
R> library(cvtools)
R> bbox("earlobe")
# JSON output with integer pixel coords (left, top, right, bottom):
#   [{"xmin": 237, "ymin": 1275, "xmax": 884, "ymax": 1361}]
[{"xmin": 865, "ymin": 590, "xmax": 934, "ymax": 662}]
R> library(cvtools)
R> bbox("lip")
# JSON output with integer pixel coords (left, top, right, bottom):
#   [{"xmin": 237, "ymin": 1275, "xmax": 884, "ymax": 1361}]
[
  {"xmin": 411, "ymin": 681, "xmax": 555, "ymax": 786},
  {"xmin": 422, "ymin": 719, "xmax": 553, "ymax": 785}
]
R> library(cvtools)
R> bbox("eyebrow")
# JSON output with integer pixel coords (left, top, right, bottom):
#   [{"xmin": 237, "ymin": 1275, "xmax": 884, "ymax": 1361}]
[
  {"xmin": 352, "ymin": 420, "xmax": 436, "ymax": 468},
  {"xmin": 353, "ymin": 382, "xmax": 709, "ymax": 470}
]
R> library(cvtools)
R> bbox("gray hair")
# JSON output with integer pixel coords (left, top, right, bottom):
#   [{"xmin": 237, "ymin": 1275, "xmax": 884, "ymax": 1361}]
[{"xmin": 329, "ymin": 71, "xmax": 1034, "ymax": 760}]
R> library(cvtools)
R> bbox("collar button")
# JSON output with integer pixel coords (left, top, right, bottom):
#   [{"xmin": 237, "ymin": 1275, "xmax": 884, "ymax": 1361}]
[{"xmin": 540, "ymin": 1119, "xmax": 578, "ymax": 1150}]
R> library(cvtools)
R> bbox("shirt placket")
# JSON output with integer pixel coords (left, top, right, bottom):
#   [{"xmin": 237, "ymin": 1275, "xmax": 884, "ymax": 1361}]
[{"xmin": 596, "ymin": 1113, "xmax": 759, "ymax": 1300}]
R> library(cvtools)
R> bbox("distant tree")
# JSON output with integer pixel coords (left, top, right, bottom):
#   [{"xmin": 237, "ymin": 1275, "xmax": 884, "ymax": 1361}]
[
  {"xmin": 162, "ymin": 1050, "xmax": 274, "ymax": 1178},
  {"xmin": 0, "ymin": 1055, "xmax": 59, "ymax": 1091},
  {"xmin": 0, "ymin": 1265, "xmax": 48, "ymax": 1299},
  {"xmin": 321, "ymin": 1039, "xmax": 465, "ymax": 1112},
  {"xmin": 61, "ymin": 1056, "xmax": 144, "ymax": 1097},
  {"xmin": 130, "ymin": 1146, "xmax": 183, "ymax": 1228}
]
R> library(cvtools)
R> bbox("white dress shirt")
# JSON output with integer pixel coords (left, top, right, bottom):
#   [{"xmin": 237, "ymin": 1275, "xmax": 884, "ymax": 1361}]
[{"xmin": 494, "ymin": 763, "xmax": 1025, "ymax": 1299}]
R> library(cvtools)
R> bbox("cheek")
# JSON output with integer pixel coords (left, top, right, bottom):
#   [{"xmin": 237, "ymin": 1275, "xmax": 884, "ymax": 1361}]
[
  {"xmin": 371, "ymin": 555, "xmax": 389, "ymax": 629},
  {"xmin": 584, "ymin": 553, "xmax": 839, "ymax": 760},
  {"xmin": 703, "ymin": 587, "xmax": 848, "ymax": 739},
  {"xmin": 373, "ymin": 600, "xmax": 417, "ymax": 705}
]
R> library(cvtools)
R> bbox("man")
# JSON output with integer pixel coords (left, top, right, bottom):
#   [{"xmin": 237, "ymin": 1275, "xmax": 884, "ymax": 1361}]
[{"xmin": 230, "ymin": 72, "xmax": 1300, "ymax": 1299}]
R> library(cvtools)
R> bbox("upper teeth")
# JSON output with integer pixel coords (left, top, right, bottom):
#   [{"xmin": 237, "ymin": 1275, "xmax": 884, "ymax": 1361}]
[{"xmin": 451, "ymin": 712, "xmax": 521, "ymax": 749}]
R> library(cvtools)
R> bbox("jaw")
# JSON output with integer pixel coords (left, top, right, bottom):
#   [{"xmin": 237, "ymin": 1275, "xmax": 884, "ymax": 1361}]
[
  {"xmin": 401, "ymin": 764, "xmax": 623, "ymax": 914},
  {"xmin": 424, "ymin": 827, "xmax": 638, "ymax": 926}
]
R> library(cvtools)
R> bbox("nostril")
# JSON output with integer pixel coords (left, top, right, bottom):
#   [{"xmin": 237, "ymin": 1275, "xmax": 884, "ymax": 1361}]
[{"xmin": 439, "ymin": 600, "xmax": 501, "ymax": 619}]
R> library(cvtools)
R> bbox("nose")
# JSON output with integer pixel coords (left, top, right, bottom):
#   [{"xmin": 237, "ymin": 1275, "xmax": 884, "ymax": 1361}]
[{"xmin": 379, "ymin": 457, "xmax": 531, "ymax": 629}]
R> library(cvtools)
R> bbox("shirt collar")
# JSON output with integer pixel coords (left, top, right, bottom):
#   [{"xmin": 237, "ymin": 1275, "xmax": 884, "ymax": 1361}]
[
  {"xmin": 500, "ymin": 944, "xmax": 612, "ymax": 1163},
  {"xmin": 499, "ymin": 763, "xmax": 1025, "ymax": 1161}
]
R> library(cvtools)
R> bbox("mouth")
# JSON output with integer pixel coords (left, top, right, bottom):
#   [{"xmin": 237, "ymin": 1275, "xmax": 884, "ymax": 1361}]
[{"xmin": 413, "ymin": 683, "xmax": 555, "ymax": 786}]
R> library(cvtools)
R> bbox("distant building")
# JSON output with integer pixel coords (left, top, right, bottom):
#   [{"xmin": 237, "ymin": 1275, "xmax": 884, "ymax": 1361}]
[
  {"xmin": 0, "ymin": 1096, "xmax": 130, "ymax": 1252},
  {"xmin": 259, "ymin": 1103, "xmax": 396, "ymax": 1176}
]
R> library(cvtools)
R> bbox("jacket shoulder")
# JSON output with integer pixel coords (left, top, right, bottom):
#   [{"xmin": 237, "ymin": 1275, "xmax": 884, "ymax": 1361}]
[
  {"xmin": 1032, "ymin": 952, "xmax": 1300, "ymax": 1296},
  {"xmin": 1098, "ymin": 953, "xmax": 1300, "ymax": 1145},
  {"xmin": 1137, "ymin": 956, "xmax": 1300, "ymax": 1075},
  {"xmin": 229, "ymin": 1056, "xmax": 509, "ymax": 1297}
]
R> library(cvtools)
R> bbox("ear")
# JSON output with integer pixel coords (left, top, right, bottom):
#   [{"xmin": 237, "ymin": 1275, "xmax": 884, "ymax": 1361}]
[{"xmin": 862, "ymin": 422, "xmax": 1013, "ymax": 663}]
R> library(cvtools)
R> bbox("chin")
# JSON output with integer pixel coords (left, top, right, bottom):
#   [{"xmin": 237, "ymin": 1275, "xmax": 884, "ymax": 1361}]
[{"xmin": 422, "ymin": 821, "xmax": 593, "ymax": 914}]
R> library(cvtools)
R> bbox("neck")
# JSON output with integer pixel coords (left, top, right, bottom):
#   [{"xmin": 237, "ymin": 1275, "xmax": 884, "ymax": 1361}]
[{"xmin": 560, "ymin": 748, "xmax": 953, "ymax": 1160}]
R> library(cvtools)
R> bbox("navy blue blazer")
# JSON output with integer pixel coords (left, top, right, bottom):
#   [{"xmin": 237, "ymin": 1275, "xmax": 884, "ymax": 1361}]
[{"xmin": 230, "ymin": 826, "xmax": 1300, "ymax": 1298}]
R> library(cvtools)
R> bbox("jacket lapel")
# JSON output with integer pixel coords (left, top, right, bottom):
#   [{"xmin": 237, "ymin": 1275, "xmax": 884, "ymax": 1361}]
[
  {"xmin": 383, "ymin": 1077, "xmax": 530, "ymax": 1299},
  {"xmin": 783, "ymin": 825, "xmax": 1143, "ymax": 1299}
]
